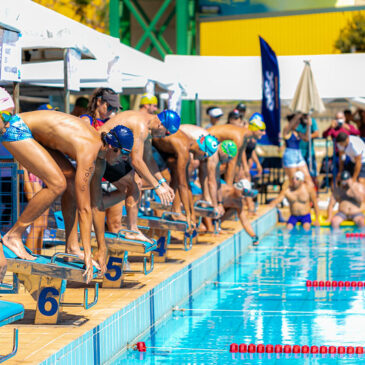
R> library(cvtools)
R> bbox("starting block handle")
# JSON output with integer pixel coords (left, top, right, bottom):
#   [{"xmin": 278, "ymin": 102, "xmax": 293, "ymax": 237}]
[
  {"xmin": 161, "ymin": 211, "xmax": 180, "ymax": 220},
  {"xmin": 50, "ymin": 252, "xmax": 82, "ymax": 264},
  {"xmin": 183, "ymin": 234, "xmax": 193, "ymax": 251},
  {"xmin": 60, "ymin": 283, "xmax": 99, "ymax": 310},
  {"xmin": 143, "ymin": 254, "xmax": 154, "ymax": 275},
  {"xmin": 84, "ymin": 283, "xmax": 99, "ymax": 310},
  {"xmin": 0, "ymin": 328, "xmax": 19, "ymax": 363},
  {"xmin": 194, "ymin": 200, "xmax": 212, "ymax": 208}
]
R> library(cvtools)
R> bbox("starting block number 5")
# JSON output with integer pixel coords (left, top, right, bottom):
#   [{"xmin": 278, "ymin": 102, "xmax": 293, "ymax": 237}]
[
  {"xmin": 103, "ymin": 255, "xmax": 125, "ymax": 288},
  {"xmin": 38, "ymin": 287, "xmax": 59, "ymax": 316}
]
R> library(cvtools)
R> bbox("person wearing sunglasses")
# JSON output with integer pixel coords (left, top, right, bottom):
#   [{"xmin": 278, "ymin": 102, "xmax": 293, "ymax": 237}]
[
  {"xmin": 0, "ymin": 88, "xmax": 133, "ymax": 282},
  {"xmin": 94, "ymin": 109, "xmax": 180, "ymax": 243},
  {"xmin": 81, "ymin": 87, "xmax": 122, "ymax": 130},
  {"xmin": 269, "ymin": 170, "xmax": 320, "ymax": 231}
]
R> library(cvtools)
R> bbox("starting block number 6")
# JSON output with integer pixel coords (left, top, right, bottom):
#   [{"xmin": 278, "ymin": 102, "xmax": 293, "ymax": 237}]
[{"xmin": 38, "ymin": 287, "xmax": 59, "ymax": 316}]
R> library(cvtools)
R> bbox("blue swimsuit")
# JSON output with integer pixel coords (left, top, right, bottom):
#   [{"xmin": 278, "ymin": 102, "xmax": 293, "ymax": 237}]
[{"xmin": 0, "ymin": 115, "xmax": 33, "ymax": 142}]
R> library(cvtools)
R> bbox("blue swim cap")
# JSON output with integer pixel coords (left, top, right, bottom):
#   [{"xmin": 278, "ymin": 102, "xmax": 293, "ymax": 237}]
[
  {"xmin": 197, "ymin": 134, "xmax": 219, "ymax": 157},
  {"xmin": 105, "ymin": 125, "xmax": 134, "ymax": 154},
  {"xmin": 157, "ymin": 110, "xmax": 181, "ymax": 135}
]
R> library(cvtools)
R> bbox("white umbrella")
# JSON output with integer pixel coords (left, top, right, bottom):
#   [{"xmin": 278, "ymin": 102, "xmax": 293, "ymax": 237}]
[{"xmin": 290, "ymin": 60, "xmax": 325, "ymax": 173}]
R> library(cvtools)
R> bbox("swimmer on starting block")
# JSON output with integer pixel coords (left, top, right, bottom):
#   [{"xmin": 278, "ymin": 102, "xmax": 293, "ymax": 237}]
[
  {"xmin": 269, "ymin": 171, "xmax": 320, "ymax": 231},
  {"xmin": 0, "ymin": 88, "xmax": 132, "ymax": 282},
  {"xmin": 91, "ymin": 109, "xmax": 180, "ymax": 249},
  {"xmin": 327, "ymin": 170, "xmax": 365, "ymax": 229},
  {"xmin": 152, "ymin": 129, "xmax": 215, "ymax": 233}
]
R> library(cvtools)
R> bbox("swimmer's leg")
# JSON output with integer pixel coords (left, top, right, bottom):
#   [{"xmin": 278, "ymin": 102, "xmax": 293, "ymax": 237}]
[
  {"xmin": 354, "ymin": 215, "xmax": 365, "ymax": 229},
  {"xmin": 331, "ymin": 215, "xmax": 344, "ymax": 230},
  {"xmin": 2, "ymin": 140, "xmax": 67, "ymax": 261},
  {"xmin": 303, "ymin": 222, "xmax": 311, "ymax": 231}
]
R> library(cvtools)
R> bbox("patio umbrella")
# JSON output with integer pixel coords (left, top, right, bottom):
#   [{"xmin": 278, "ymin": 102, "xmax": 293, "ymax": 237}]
[{"xmin": 289, "ymin": 60, "xmax": 325, "ymax": 173}]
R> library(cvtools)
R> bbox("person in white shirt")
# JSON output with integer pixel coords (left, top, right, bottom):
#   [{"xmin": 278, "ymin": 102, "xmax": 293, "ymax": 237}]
[
  {"xmin": 336, "ymin": 132, "xmax": 365, "ymax": 185},
  {"xmin": 205, "ymin": 106, "xmax": 223, "ymax": 129}
]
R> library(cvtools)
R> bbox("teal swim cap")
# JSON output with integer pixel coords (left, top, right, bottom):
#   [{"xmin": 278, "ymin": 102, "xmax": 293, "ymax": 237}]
[
  {"xmin": 197, "ymin": 134, "xmax": 219, "ymax": 157},
  {"xmin": 220, "ymin": 140, "xmax": 238, "ymax": 158}
]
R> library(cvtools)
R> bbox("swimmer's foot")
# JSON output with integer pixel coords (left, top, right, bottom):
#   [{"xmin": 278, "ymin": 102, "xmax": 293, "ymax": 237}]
[
  {"xmin": 2, "ymin": 234, "xmax": 36, "ymax": 261},
  {"xmin": 124, "ymin": 231, "xmax": 153, "ymax": 244},
  {"xmin": 66, "ymin": 247, "xmax": 101, "ymax": 270}
]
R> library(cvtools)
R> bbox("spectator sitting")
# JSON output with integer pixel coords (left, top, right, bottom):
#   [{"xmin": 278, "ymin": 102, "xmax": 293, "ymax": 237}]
[
  {"xmin": 205, "ymin": 106, "xmax": 223, "ymax": 129},
  {"xmin": 71, "ymin": 97, "xmax": 88, "ymax": 117}
]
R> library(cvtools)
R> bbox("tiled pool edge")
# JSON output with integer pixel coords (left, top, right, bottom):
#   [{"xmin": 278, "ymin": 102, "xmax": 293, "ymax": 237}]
[{"xmin": 41, "ymin": 208, "xmax": 277, "ymax": 365}]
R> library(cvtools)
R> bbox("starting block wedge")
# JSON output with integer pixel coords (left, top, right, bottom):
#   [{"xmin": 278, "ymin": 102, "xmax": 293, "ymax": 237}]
[
  {"xmin": 3, "ymin": 246, "xmax": 99, "ymax": 325},
  {"xmin": 193, "ymin": 200, "xmax": 221, "ymax": 234},
  {"xmin": 123, "ymin": 212, "xmax": 193, "ymax": 262}
]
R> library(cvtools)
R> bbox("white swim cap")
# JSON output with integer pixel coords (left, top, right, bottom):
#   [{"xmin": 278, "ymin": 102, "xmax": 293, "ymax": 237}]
[
  {"xmin": 294, "ymin": 170, "xmax": 305, "ymax": 181},
  {"xmin": 0, "ymin": 88, "xmax": 14, "ymax": 111},
  {"xmin": 233, "ymin": 179, "xmax": 251, "ymax": 191}
]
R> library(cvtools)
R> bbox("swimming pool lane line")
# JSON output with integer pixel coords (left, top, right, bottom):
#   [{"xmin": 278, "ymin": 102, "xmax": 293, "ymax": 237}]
[{"xmin": 172, "ymin": 307, "xmax": 365, "ymax": 315}]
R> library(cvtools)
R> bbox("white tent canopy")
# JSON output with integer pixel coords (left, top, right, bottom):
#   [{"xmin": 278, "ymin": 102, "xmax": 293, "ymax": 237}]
[
  {"xmin": 0, "ymin": 0, "xmax": 181, "ymax": 92},
  {"xmin": 165, "ymin": 53, "xmax": 365, "ymax": 101}
]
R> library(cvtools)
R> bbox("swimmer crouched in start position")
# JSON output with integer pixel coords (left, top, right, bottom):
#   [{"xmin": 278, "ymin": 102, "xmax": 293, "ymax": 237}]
[
  {"xmin": 269, "ymin": 171, "xmax": 320, "ymax": 231},
  {"xmin": 0, "ymin": 88, "xmax": 133, "ymax": 282},
  {"xmin": 327, "ymin": 170, "xmax": 365, "ymax": 229}
]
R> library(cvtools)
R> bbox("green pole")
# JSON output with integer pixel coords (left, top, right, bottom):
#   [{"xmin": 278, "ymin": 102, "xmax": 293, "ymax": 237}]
[
  {"xmin": 176, "ymin": 0, "xmax": 195, "ymax": 124},
  {"xmin": 109, "ymin": 0, "xmax": 120, "ymax": 37}
]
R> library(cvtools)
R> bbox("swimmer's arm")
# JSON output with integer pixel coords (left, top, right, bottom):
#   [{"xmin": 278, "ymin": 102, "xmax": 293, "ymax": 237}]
[
  {"xmin": 75, "ymin": 151, "xmax": 98, "ymax": 281},
  {"xmin": 283, "ymin": 114, "xmax": 301, "ymax": 135},
  {"xmin": 338, "ymin": 151, "xmax": 345, "ymax": 176},
  {"xmin": 268, "ymin": 189, "xmax": 286, "ymax": 207},
  {"xmin": 241, "ymin": 149, "xmax": 250, "ymax": 177},
  {"xmin": 327, "ymin": 195, "xmax": 337, "ymax": 221},
  {"xmin": 176, "ymin": 152, "xmax": 191, "ymax": 220},
  {"xmin": 206, "ymin": 158, "xmax": 219, "ymax": 209},
  {"xmin": 131, "ymin": 136, "xmax": 159, "ymax": 188},
  {"xmin": 310, "ymin": 187, "xmax": 320, "ymax": 224},
  {"xmin": 143, "ymin": 139, "xmax": 164, "ymax": 183},
  {"xmin": 353, "ymin": 155, "xmax": 362, "ymax": 181},
  {"xmin": 224, "ymin": 154, "xmax": 238, "ymax": 186},
  {"xmin": 251, "ymin": 150, "xmax": 262, "ymax": 175},
  {"xmin": 90, "ymin": 157, "xmax": 106, "ymax": 211}
]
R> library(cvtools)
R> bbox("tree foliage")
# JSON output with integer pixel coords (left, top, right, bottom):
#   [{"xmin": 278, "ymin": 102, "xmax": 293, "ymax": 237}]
[
  {"xmin": 33, "ymin": 0, "xmax": 109, "ymax": 33},
  {"xmin": 335, "ymin": 13, "xmax": 365, "ymax": 53}
]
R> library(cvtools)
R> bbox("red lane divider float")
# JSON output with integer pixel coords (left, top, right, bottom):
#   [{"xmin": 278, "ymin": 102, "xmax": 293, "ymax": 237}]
[
  {"xmin": 136, "ymin": 342, "xmax": 147, "ymax": 352},
  {"xmin": 229, "ymin": 344, "xmax": 364, "ymax": 354},
  {"xmin": 346, "ymin": 233, "xmax": 365, "ymax": 238},
  {"xmin": 306, "ymin": 280, "xmax": 364, "ymax": 288}
]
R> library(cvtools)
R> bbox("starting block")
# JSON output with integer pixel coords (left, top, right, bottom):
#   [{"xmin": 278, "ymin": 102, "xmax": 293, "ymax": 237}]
[
  {"xmin": 193, "ymin": 200, "xmax": 221, "ymax": 234},
  {"xmin": 148, "ymin": 201, "xmax": 198, "ymax": 247},
  {"xmin": 0, "ymin": 298, "xmax": 24, "ymax": 363},
  {"xmin": 3, "ymin": 246, "xmax": 99, "ymax": 325},
  {"xmin": 122, "ymin": 212, "xmax": 194, "ymax": 262},
  {"xmin": 91, "ymin": 230, "xmax": 157, "ymax": 288}
]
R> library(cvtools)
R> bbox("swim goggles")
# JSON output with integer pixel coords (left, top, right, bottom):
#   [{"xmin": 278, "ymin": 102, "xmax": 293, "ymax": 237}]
[{"xmin": 109, "ymin": 130, "xmax": 132, "ymax": 155}]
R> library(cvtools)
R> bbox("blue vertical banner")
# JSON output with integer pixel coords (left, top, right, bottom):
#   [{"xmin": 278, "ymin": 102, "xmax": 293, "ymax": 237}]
[{"xmin": 259, "ymin": 36, "xmax": 280, "ymax": 146}]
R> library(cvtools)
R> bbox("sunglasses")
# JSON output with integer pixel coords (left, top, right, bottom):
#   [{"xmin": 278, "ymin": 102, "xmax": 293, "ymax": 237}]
[
  {"xmin": 0, "ymin": 111, "xmax": 13, "ymax": 123},
  {"xmin": 107, "ymin": 104, "xmax": 118, "ymax": 114}
]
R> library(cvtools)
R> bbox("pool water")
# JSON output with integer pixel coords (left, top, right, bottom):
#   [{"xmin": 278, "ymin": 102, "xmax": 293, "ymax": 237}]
[{"xmin": 112, "ymin": 227, "xmax": 365, "ymax": 364}]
